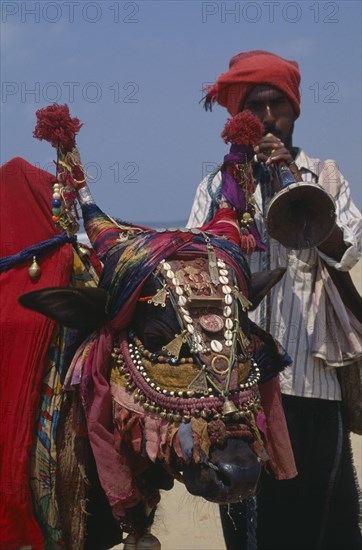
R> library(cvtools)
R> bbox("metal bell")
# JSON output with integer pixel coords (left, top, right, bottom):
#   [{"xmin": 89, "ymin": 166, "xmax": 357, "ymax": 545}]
[
  {"xmin": 123, "ymin": 533, "xmax": 137, "ymax": 550},
  {"xmin": 123, "ymin": 532, "xmax": 161, "ymax": 550},
  {"xmin": 222, "ymin": 398, "xmax": 238, "ymax": 416},
  {"xmin": 136, "ymin": 533, "xmax": 161, "ymax": 549},
  {"xmin": 28, "ymin": 256, "xmax": 41, "ymax": 281}
]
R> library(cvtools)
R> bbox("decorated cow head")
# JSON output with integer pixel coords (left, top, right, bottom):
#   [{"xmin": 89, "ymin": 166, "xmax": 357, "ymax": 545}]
[{"xmin": 20, "ymin": 211, "xmax": 289, "ymax": 535}]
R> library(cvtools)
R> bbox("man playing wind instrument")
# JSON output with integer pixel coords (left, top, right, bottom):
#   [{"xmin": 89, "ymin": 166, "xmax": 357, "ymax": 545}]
[{"xmin": 188, "ymin": 50, "xmax": 362, "ymax": 550}]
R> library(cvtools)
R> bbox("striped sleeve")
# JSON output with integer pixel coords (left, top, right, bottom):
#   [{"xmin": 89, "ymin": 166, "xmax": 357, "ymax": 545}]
[
  {"xmin": 317, "ymin": 165, "xmax": 362, "ymax": 271},
  {"xmin": 187, "ymin": 174, "xmax": 222, "ymax": 228}
]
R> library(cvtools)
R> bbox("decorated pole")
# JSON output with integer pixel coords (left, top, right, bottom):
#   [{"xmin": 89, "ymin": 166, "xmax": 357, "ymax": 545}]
[
  {"xmin": 33, "ymin": 103, "xmax": 85, "ymax": 236},
  {"xmin": 219, "ymin": 110, "xmax": 265, "ymax": 255}
]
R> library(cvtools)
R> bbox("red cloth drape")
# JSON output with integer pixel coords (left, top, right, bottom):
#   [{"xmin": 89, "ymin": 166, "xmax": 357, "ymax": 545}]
[
  {"xmin": 259, "ymin": 377, "xmax": 297, "ymax": 480},
  {"xmin": 199, "ymin": 207, "xmax": 242, "ymax": 246},
  {"xmin": 0, "ymin": 158, "xmax": 73, "ymax": 549}
]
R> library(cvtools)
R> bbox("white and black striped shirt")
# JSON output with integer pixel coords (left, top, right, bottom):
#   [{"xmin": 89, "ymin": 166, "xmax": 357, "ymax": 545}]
[{"xmin": 187, "ymin": 150, "xmax": 362, "ymax": 400}]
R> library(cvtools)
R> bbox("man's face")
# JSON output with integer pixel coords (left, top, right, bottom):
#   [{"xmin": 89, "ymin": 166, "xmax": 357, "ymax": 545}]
[{"xmin": 242, "ymin": 85, "xmax": 296, "ymax": 147}]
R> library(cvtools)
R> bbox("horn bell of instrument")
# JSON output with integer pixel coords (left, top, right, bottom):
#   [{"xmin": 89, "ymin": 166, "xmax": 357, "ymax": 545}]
[{"xmin": 265, "ymin": 162, "xmax": 336, "ymax": 249}]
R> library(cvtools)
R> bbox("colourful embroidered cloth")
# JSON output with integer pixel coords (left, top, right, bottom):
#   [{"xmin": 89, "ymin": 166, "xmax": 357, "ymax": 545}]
[
  {"xmin": 82, "ymin": 204, "xmax": 251, "ymax": 324},
  {"xmin": 30, "ymin": 251, "xmax": 99, "ymax": 549}
]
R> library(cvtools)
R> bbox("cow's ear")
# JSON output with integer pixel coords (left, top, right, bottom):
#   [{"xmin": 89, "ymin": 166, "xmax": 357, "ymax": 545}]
[
  {"xmin": 18, "ymin": 287, "xmax": 109, "ymax": 330},
  {"xmin": 250, "ymin": 268, "xmax": 286, "ymax": 309}
]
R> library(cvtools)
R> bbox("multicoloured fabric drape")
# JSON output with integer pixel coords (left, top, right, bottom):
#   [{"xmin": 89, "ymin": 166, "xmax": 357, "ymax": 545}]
[
  {"xmin": 30, "ymin": 251, "xmax": 99, "ymax": 549},
  {"xmin": 83, "ymin": 204, "xmax": 252, "ymax": 324}
]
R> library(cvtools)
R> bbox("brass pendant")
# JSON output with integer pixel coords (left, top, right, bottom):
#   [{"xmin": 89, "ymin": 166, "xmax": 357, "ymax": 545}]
[
  {"xmin": 162, "ymin": 330, "xmax": 187, "ymax": 359},
  {"xmin": 238, "ymin": 329, "xmax": 250, "ymax": 351},
  {"xmin": 233, "ymin": 288, "xmax": 252, "ymax": 311},
  {"xmin": 188, "ymin": 369, "xmax": 209, "ymax": 395},
  {"xmin": 222, "ymin": 397, "xmax": 238, "ymax": 416},
  {"xmin": 190, "ymin": 329, "xmax": 209, "ymax": 354},
  {"xmin": 206, "ymin": 241, "xmax": 219, "ymax": 286},
  {"xmin": 28, "ymin": 256, "xmax": 41, "ymax": 281},
  {"xmin": 188, "ymin": 295, "xmax": 222, "ymax": 308},
  {"xmin": 148, "ymin": 285, "xmax": 168, "ymax": 307}
]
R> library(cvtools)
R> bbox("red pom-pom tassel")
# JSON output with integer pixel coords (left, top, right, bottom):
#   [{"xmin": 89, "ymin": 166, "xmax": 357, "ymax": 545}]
[
  {"xmin": 221, "ymin": 110, "xmax": 263, "ymax": 147},
  {"xmin": 33, "ymin": 103, "xmax": 82, "ymax": 152}
]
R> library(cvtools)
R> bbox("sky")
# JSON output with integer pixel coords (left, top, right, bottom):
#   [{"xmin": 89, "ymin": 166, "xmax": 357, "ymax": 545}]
[{"xmin": 1, "ymin": 0, "xmax": 361, "ymax": 226}]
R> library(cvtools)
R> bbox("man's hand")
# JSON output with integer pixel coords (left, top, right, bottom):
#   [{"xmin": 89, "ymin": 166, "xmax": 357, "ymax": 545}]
[
  {"xmin": 318, "ymin": 224, "xmax": 348, "ymax": 261},
  {"xmin": 253, "ymin": 133, "xmax": 296, "ymax": 192},
  {"xmin": 254, "ymin": 133, "xmax": 294, "ymax": 166}
]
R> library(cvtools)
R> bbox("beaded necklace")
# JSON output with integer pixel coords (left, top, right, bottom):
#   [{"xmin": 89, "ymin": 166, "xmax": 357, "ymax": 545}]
[{"xmin": 112, "ymin": 332, "xmax": 261, "ymax": 424}]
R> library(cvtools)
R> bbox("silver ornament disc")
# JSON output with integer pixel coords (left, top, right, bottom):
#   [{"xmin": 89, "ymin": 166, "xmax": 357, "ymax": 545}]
[{"xmin": 199, "ymin": 313, "xmax": 224, "ymax": 333}]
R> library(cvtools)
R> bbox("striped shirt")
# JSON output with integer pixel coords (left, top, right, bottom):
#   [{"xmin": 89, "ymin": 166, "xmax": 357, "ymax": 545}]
[{"xmin": 187, "ymin": 149, "xmax": 362, "ymax": 400}]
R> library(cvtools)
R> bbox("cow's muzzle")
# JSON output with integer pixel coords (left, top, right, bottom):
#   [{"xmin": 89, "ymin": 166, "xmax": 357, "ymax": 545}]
[{"xmin": 182, "ymin": 438, "xmax": 261, "ymax": 503}]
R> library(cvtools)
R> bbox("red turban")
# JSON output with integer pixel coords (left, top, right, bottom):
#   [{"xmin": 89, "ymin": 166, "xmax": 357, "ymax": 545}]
[{"xmin": 205, "ymin": 50, "xmax": 301, "ymax": 118}]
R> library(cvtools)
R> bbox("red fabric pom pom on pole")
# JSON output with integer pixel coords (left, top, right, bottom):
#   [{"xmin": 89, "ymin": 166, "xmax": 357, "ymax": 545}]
[
  {"xmin": 221, "ymin": 110, "xmax": 263, "ymax": 147},
  {"xmin": 219, "ymin": 110, "xmax": 266, "ymax": 255},
  {"xmin": 33, "ymin": 103, "xmax": 83, "ymax": 152}
]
